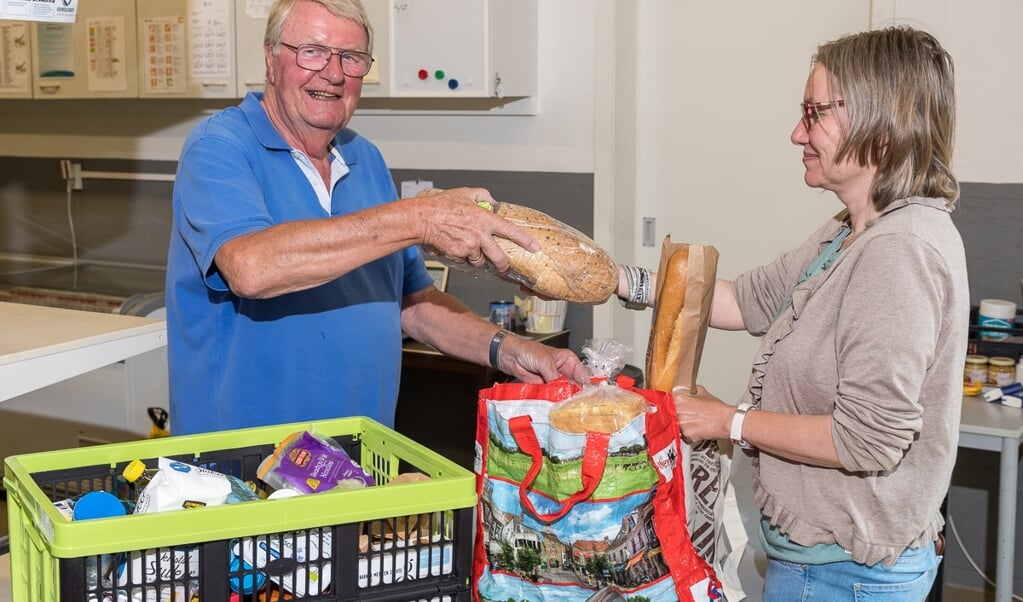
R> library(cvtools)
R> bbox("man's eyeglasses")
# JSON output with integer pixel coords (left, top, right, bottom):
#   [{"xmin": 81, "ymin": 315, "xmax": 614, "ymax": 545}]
[
  {"xmin": 800, "ymin": 99, "xmax": 845, "ymax": 131},
  {"xmin": 279, "ymin": 42, "xmax": 374, "ymax": 78}
]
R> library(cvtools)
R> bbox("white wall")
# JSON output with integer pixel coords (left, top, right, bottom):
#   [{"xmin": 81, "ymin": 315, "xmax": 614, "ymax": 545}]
[
  {"xmin": 603, "ymin": 2, "xmax": 871, "ymax": 395},
  {"xmin": 871, "ymin": 0, "xmax": 1023, "ymax": 183}
]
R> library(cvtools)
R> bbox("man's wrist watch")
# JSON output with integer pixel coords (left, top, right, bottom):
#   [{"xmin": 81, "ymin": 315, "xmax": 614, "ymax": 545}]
[
  {"xmin": 488, "ymin": 329, "xmax": 511, "ymax": 369},
  {"xmin": 730, "ymin": 403, "xmax": 756, "ymax": 449}
]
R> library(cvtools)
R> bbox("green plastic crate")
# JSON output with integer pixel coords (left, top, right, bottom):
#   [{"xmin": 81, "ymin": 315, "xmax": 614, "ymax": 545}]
[{"xmin": 3, "ymin": 416, "xmax": 476, "ymax": 601}]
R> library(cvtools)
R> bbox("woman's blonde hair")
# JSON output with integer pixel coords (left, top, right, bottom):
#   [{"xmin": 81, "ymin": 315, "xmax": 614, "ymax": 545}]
[{"xmin": 815, "ymin": 26, "xmax": 958, "ymax": 209}]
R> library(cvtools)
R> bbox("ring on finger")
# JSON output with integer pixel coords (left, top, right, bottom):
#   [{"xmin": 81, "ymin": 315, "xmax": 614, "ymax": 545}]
[{"xmin": 467, "ymin": 251, "xmax": 483, "ymax": 263}]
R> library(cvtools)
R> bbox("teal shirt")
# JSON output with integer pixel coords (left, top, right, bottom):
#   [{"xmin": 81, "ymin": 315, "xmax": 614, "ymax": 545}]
[{"xmin": 760, "ymin": 517, "xmax": 851, "ymax": 564}]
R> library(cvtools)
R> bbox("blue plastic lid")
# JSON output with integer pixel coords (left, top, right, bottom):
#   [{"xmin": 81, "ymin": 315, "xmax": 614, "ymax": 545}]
[{"xmin": 72, "ymin": 491, "xmax": 128, "ymax": 521}]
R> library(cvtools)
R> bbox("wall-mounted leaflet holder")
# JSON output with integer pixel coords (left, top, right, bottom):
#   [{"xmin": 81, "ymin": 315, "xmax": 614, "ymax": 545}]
[{"xmin": 60, "ymin": 159, "xmax": 175, "ymax": 191}]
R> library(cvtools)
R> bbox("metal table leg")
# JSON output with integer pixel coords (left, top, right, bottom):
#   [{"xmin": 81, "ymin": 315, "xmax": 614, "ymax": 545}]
[{"xmin": 995, "ymin": 437, "xmax": 1019, "ymax": 602}]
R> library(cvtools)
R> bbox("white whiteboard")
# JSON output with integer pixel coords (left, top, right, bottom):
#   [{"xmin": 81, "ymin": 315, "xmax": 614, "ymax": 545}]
[{"xmin": 389, "ymin": 0, "xmax": 488, "ymax": 96}]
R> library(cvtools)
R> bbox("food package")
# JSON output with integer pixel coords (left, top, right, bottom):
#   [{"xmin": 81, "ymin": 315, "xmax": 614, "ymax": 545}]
[
  {"xmin": 365, "ymin": 472, "xmax": 440, "ymax": 549},
  {"xmin": 416, "ymin": 189, "xmax": 618, "ymax": 303},
  {"xmin": 549, "ymin": 339, "xmax": 649, "ymax": 433},
  {"xmin": 257, "ymin": 430, "xmax": 374, "ymax": 495}
]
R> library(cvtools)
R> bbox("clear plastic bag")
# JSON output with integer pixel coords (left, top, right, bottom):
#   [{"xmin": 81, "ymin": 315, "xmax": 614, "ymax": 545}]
[{"xmin": 548, "ymin": 339, "xmax": 650, "ymax": 434}]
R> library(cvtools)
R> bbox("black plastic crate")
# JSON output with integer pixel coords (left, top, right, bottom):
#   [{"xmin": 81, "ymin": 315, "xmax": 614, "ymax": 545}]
[{"xmin": 4, "ymin": 417, "xmax": 476, "ymax": 601}]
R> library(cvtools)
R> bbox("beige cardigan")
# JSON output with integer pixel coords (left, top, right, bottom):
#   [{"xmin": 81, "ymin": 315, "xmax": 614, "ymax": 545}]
[{"xmin": 733, "ymin": 197, "xmax": 969, "ymax": 567}]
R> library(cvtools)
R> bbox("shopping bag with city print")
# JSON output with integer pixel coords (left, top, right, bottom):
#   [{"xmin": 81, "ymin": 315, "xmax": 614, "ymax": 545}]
[{"xmin": 472, "ymin": 369, "xmax": 721, "ymax": 602}]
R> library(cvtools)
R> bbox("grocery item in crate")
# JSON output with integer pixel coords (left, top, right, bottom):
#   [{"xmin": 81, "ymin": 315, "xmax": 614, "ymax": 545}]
[
  {"xmin": 358, "ymin": 542, "xmax": 453, "ymax": 588},
  {"xmin": 367, "ymin": 472, "xmax": 439, "ymax": 547},
  {"xmin": 233, "ymin": 530, "xmax": 331, "ymax": 597},
  {"xmin": 84, "ymin": 545, "xmax": 199, "ymax": 594},
  {"xmin": 257, "ymin": 430, "xmax": 374, "ymax": 494},
  {"xmin": 53, "ymin": 491, "xmax": 131, "ymax": 521},
  {"xmin": 131, "ymin": 457, "xmax": 259, "ymax": 513},
  {"xmin": 111, "ymin": 546, "xmax": 200, "ymax": 588}
]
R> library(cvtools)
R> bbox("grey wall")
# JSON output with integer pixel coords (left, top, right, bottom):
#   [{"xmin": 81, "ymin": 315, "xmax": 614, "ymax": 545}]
[{"xmin": 953, "ymin": 182, "xmax": 1023, "ymax": 307}]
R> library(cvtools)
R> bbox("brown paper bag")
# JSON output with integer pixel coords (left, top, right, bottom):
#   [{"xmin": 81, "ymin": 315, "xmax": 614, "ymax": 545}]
[
  {"xmin": 648, "ymin": 237, "xmax": 718, "ymax": 392},
  {"xmin": 643, "ymin": 236, "xmax": 748, "ymax": 600}
]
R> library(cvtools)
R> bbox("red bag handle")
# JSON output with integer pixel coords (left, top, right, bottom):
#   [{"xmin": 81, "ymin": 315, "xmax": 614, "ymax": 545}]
[{"xmin": 508, "ymin": 415, "xmax": 610, "ymax": 523}]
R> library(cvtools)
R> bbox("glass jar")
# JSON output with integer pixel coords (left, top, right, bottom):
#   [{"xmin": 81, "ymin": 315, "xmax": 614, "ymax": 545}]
[
  {"xmin": 964, "ymin": 355, "xmax": 988, "ymax": 386},
  {"xmin": 988, "ymin": 356, "xmax": 1017, "ymax": 387}
]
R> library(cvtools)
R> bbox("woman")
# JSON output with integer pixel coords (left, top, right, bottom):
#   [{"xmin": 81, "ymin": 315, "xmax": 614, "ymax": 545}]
[{"xmin": 618, "ymin": 26, "xmax": 968, "ymax": 600}]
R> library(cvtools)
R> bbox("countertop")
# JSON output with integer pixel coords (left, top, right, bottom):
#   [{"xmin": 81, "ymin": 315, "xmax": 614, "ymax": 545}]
[{"xmin": 0, "ymin": 301, "xmax": 166, "ymax": 403}]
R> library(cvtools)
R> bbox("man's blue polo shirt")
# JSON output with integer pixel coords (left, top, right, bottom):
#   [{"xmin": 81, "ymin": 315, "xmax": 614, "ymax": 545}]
[{"xmin": 166, "ymin": 93, "xmax": 433, "ymax": 435}]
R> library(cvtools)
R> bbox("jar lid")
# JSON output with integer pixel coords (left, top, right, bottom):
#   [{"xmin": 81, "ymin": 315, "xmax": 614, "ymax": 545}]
[
  {"xmin": 989, "ymin": 356, "xmax": 1016, "ymax": 367},
  {"xmin": 966, "ymin": 355, "xmax": 989, "ymax": 364}
]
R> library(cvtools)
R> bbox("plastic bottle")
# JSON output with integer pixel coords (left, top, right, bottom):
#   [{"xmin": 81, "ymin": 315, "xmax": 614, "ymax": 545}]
[{"xmin": 122, "ymin": 459, "xmax": 159, "ymax": 500}]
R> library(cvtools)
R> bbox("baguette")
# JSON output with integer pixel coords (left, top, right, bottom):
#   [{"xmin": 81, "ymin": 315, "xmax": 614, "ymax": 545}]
[{"xmin": 646, "ymin": 246, "xmax": 690, "ymax": 392}]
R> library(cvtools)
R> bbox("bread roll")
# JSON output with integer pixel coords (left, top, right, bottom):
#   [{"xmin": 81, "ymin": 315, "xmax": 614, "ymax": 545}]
[
  {"xmin": 549, "ymin": 386, "xmax": 648, "ymax": 433},
  {"xmin": 492, "ymin": 201, "xmax": 618, "ymax": 304},
  {"xmin": 646, "ymin": 247, "xmax": 690, "ymax": 392}
]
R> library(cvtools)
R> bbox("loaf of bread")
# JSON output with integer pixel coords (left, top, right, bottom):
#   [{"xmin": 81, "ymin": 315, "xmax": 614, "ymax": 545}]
[
  {"xmin": 549, "ymin": 386, "xmax": 649, "ymax": 434},
  {"xmin": 646, "ymin": 246, "xmax": 690, "ymax": 392},
  {"xmin": 492, "ymin": 201, "xmax": 618, "ymax": 304},
  {"xmin": 413, "ymin": 189, "xmax": 617, "ymax": 303}
]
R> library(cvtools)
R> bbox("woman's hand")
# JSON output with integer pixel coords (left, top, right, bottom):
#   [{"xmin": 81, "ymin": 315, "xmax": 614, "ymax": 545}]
[{"xmin": 674, "ymin": 385, "xmax": 735, "ymax": 443}]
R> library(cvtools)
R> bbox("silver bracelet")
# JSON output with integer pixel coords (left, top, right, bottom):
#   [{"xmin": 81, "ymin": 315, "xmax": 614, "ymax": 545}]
[
  {"xmin": 619, "ymin": 265, "xmax": 651, "ymax": 310},
  {"xmin": 489, "ymin": 329, "xmax": 511, "ymax": 369}
]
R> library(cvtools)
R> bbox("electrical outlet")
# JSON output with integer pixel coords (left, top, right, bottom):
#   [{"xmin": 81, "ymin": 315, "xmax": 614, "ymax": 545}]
[
  {"xmin": 60, "ymin": 159, "xmax": 83, "ymax": 190},
  {"xmin": 642, "ymin": 217, "xmax": 656, "ymax": 247}
]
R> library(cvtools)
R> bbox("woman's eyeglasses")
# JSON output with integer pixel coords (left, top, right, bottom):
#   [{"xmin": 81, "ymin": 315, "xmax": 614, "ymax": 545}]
[{"xmin": 800, "ymin": 99, "xmax": 845, "ymax": 130}]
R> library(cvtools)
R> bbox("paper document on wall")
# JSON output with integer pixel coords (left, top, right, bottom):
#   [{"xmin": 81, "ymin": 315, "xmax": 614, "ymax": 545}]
[
  {"xmin": 141, "ymin": 16, "xmax": 186, "ymax": 94},
  {"xmin": 87, "ymin": 16, "xmax": 128, "ymax": 92},
  {"xmin": 1, "ymin": 0, "xmax": 78, "ymax": 24},
  {"xmin": 0, "ymin": 21, "xmax": 30, "ymax": 93},
  {"xmin": 36, "ymin": 22, "xmax": 73, "ymax": 78}
]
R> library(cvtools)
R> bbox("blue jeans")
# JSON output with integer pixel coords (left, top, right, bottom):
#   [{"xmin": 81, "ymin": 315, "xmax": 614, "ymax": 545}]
[{"xmin": 763, "ymin": 543, "xmax": 942, "ymax": 601}]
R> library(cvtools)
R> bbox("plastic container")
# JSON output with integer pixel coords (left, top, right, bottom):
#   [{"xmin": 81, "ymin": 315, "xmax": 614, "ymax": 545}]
[{"xmin": 4, "ymin": 416, "xmax": 476, "ymax": 601}]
